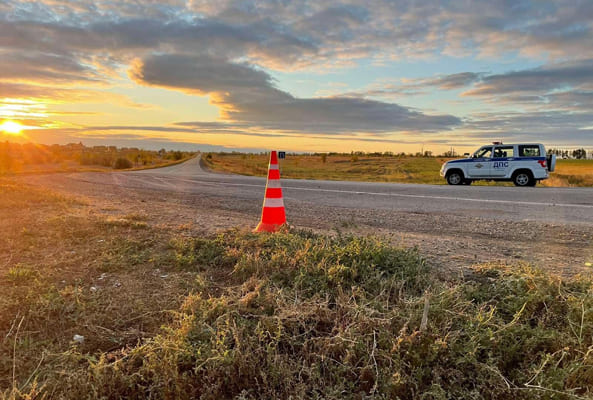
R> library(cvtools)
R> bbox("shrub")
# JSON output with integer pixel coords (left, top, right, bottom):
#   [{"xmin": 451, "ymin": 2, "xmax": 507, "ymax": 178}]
[{"xmin": 113, "ymin": 157, "xmax": 132, "ymax": 169}]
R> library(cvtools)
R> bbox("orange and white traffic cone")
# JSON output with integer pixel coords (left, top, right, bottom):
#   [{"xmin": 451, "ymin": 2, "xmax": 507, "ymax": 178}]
[{"xmin": 254, "ymin": 151, "xmax": 286, "ymax": 232}]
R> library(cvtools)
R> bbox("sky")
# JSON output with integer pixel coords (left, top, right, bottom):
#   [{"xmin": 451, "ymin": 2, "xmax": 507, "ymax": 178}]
[{"xmin": 1, "ymin": 0, "xmax": 593, "ymax": 154}]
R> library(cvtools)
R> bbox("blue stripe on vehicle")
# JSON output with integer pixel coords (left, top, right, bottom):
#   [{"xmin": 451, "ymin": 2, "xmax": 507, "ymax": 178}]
[
  {"xmin": 447, "ymin": 156, "xmax": 545, "ymax": 164},
  {"xmin": 447, "ymin": 158, "xmax": 491, "ymax": 163}
]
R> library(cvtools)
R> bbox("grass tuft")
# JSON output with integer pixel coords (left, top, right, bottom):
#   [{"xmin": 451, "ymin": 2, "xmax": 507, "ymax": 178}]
[
  {"xmin": 5, "ymin": 229, "xmax": 591, "ymax": 399},
  {"xmin": 6, "ymin": 264, "xmax": 38, "ymax": 283}
]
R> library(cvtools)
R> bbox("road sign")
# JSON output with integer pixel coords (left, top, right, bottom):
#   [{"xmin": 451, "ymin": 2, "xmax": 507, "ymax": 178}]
[{"xmin": 278, "ymin": 151, "xmax": 286, "ymax": 159}]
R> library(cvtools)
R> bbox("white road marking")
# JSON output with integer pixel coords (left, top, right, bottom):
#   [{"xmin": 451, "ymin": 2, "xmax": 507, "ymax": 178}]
[{"xmin": 146, "ymin": 176, "xmax": 593, "ymax": 210}]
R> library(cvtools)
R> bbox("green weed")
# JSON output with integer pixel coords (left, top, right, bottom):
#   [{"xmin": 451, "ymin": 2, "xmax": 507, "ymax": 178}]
[{"xmin": 6, "ymin": 264, "xmax": 38, "ymax": 283}]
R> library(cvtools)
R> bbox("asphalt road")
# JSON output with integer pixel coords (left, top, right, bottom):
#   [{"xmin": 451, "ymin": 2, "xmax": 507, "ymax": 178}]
[{"xmin": 66, "ymin": 156, "xmax": 593, "ymax": 226}]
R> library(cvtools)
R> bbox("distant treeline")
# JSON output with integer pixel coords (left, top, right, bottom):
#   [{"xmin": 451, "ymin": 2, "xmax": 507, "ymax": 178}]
[
  {"xmin": 208, "ymin": 150, "xmax": 447, "ymax": 158},
  {"xmin": 209, "ymin": 148, "xmax": 593, "ymax": 159},
  {"xmin": 547, "ymin": 148, "xmax": 593, "ymax": 159},
  {"xmin": 0, "ymin": 141, "xmax": 195, "ymax": 173}
]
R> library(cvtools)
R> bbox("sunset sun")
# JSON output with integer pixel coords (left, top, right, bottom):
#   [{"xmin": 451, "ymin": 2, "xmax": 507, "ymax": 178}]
[{"xmin": 0, "ymin": 120, "xmax": 23, "ymax": 135}]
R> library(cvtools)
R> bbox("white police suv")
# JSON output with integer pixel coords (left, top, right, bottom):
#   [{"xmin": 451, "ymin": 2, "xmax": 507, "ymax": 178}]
[{"xmin": 440, "ymin": 143, "xmax": 556, "ymax": 186}]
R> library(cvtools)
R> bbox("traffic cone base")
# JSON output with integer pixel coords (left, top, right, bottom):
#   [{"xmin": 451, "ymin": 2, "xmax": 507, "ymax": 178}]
[
  {"xmin": 254, "ymin": 151, "xmax": 286, "ymax": 233},
  {"xmin": 254, "ymin": 222, "xmax": 286, "ymax": 232}
]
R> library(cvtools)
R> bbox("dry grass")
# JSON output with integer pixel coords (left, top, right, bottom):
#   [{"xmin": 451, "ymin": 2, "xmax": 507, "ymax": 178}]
[
  {"xmin": 204, "ymin": 153, "xmax": 450, "ymax": 184},
  {"xmin": 4, "ymin": 229, "xmax": 591, "ymax": 399},
  {"xmin": 2, "ymin": 156, "xmax": 196, "ymax": 175},
  {"xmin": 0, "ymin": 142, "xmax": 196, "ymax": 175},
  {"xmin": 2, "ymin": 178, "xmax": 593, "ymax": 399},
  {"xmin": 0, "ymin": 178, "xmax": 200, "ymax": 396},
  {"xmin": 541, "ymin": 160, "xmax": 593, "ymax": 187},
  {"xmin": 204, "ymin": 153, "xmax": 593, "ymax": 187}
]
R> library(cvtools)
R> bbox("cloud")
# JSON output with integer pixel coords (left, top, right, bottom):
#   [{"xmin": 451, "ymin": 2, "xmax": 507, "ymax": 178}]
[
  {"xmin": 462, "ymin": 59, "xmax": 593, "ymax": 96},
  {"xmin": 85, "ymin": 125, "xmax": 198, "ymax": 134},
  {"xmin": 0, "ymin": 83, "xmax": 151, "ymax": 112},
  {"xmin": 0, "ymin": 15, "xmax": 317, "ymax": 69},
  {"xmin": 3, "ymin": 0, "xmax": 593, "ymax": 72},
  {"xmin": 405, "ymin": 73, "xmax": 483, "ymax": 91},
  {"xmin": 3, "ymin": 0, "xmax": 593, "ymax": 148},
  {"xmin": 355, "ymin": 60, "xmax": 593, "ymax": 100},
  {"xmin": 20, "ymin": 127, "xmax": 263, "ymax": 152},
  {"xmin": 0, "ymin": 51, "xmax": 102, "ymax": 84},
  {"xmin": 186, "ymin": 0, "xmax": 593, "ymax": 62},
  {"xmin": 461, "ymin": 109, "xmax": 593, "ymax": 146},
  {"xmin": 342, "ymin": 72, "xmax": 483, "ymax": 99},
  {"xmin": 362, "ymin": 59, "xmax": 593, "ymax": 115},
  {"xmin": 293, "ymin": 4, "xmax": 369, "ymax": 43},
  {"xmin": 129, "ymin": 53, "xmax": 461, "ymax": 134},
  {"xmin": 444, "ymin": 60, "xmax": 593, "ymax": 117},
  {"xmin": 68, "ymin": 122, "xmax": 457, "ymax": 146},
  {"xmin": 128, "ymin": 55, "xmax": 272, "ymax": 94}
]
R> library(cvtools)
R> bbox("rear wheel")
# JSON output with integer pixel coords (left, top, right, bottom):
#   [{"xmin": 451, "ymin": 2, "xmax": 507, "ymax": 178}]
[
  {"xmin": 446, "ymin": 171, "xmax": 463, "ymax": 185},
  {"xmin": 513, "ymin": 171, "xmax": 535, "ymax": 187}
]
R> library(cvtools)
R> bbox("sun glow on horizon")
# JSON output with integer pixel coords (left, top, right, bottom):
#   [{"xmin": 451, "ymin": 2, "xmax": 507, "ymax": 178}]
[{"xmin": 0, "ymin": 120, "xmax": 24, "ymax": 135}]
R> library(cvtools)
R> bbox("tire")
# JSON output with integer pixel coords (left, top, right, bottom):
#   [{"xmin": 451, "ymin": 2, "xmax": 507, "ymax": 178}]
[
  {"xmin": 462, "ymin": 179, "xmax": 472, "ymax": 185},
  {"xmin": 513, "ymin": 171, "xmax": 534, "ymax": 187},
  {"xmin": 446, "ymin": 170, "xmax": 464, "ymax": 185}
]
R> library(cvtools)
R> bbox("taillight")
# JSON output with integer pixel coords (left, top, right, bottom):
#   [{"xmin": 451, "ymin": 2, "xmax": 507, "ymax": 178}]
[{"xmin": 538, "ymin": 160, "xmax": 547, "ymax": 168}]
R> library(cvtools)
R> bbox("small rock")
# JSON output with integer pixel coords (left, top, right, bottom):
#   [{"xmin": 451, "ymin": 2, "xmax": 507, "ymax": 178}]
[
  {"xmin": 160, "ymin": 274, "xmax": 169, "ymax": 279},
  {"xmin": 90, "ymin": 286, "xmax": 98, "ymax": 292},
  {"xmin": 113, "ymin": 282, "xmax": 121, "ymax": 288},
  {"xmin": 73, "ymin": 334, "xmax": 85, "ymax": 344},
  {"xmin": 98, "ymin": 273, "xmax": 107, "ymax": 280}
]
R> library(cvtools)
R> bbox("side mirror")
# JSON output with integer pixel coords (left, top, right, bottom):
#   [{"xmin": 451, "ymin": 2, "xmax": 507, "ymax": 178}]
[{"xmin": 464, "ymin": 153, "xmax": 470, "ymax": 158}]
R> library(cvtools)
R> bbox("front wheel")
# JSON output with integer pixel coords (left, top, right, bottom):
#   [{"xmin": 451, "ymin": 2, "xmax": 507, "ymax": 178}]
[
  {"xmin": 462, "ymin": 179, "xmax": 472, "ymax": 186},
  {"xmin": 513, "ymin": 171, "xmax": 535, "ymax": 187},
  {"xmin": 446, "ymin": 171, "xmax": 464, "ymax": 185}
]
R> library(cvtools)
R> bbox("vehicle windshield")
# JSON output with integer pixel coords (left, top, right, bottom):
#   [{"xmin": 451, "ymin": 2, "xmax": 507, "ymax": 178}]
[{"xmin": 473, "ymin": 147, "xmax": 492, "ymax": 158}]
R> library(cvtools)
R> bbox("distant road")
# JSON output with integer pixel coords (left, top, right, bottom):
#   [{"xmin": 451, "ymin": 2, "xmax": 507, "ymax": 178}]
[{"xmin": 69, "ymin": 156, "xmax": 593, "ymax": 225}]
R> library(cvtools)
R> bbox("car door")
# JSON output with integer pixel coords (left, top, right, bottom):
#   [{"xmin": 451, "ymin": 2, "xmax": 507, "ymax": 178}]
[
  {"xmin": 491, "ymin": 145, "xmax": 515, "ymax": 177},
  {"xmin": 467, "ymin": 146, "xmax": 493, "ymax": 177}
]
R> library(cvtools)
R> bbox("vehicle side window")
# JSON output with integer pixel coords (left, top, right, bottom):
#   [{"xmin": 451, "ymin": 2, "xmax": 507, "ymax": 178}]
[
  {"xmin": 518, "ymin": 145, "xmax": 540, "ymax": 157},
  {"xmin": 493, "ymin": 146, "xmax": 514, "ymax": 158}
]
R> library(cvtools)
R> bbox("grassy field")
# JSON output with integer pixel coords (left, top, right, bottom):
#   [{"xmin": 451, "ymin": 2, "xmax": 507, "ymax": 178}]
[
  {"xmin": 2, "ymin": 178, "xmax": 593, "ymax": 399},
  {"xmin": 0, "ymin": 142, "xmax": 196, "ymax": 175},
  {"xmin": 0, "ymin": 155, "xmax": 196, "ymax": 175},
  {"xmin": 545, "ymin": 159, "xmax": 593, "ymax": 187},
  {"xmin": 204, "ymin": 153, "xmax": 593, "ymax": 187}
]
